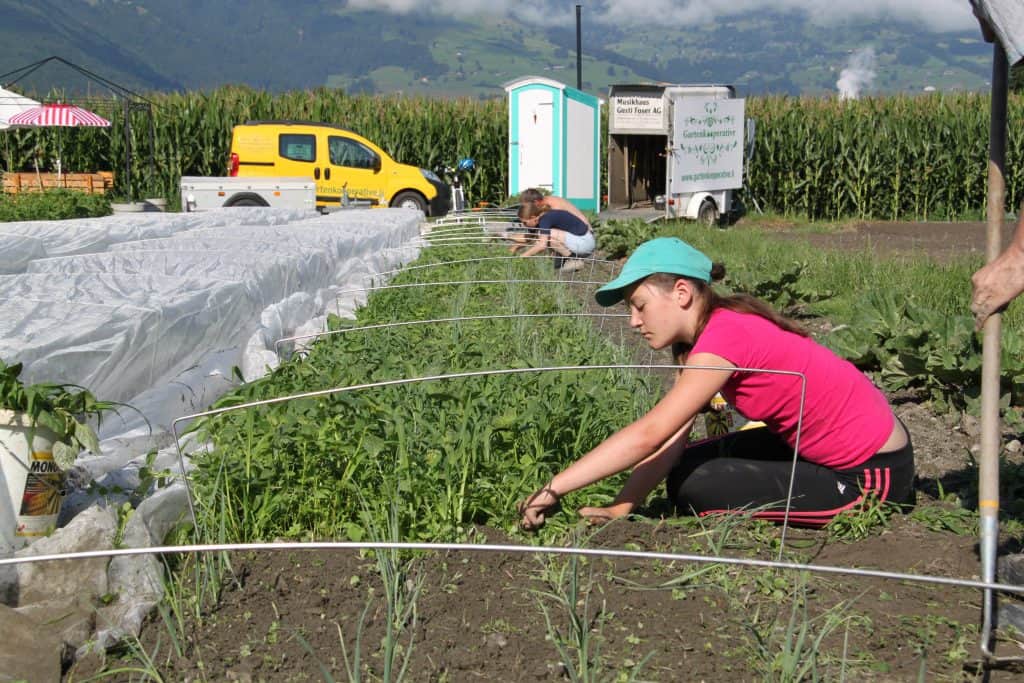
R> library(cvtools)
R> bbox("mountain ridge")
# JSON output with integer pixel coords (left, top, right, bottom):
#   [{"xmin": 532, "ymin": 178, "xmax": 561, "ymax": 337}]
[{"xmin": 0, "ymin": 1, "xmax": 994, "ymax": 99}]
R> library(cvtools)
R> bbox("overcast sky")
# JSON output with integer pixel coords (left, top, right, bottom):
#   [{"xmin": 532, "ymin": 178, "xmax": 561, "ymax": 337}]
[{"xmin": 345, "ymin": 0, "xmax": 979, "ymax": 34}]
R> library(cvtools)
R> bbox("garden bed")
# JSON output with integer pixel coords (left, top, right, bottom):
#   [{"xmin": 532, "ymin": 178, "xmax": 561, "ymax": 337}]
[
  {"xmin": 105, "ymin": 517, "xmax": 986, "ymax": 681},
  {"xmin": 86, "ymin": 219, "xmax": 1024, "ymax": 681}
]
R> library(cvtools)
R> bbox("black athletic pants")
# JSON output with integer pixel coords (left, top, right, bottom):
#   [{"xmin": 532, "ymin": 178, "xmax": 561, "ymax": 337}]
[{"xmin": 665, "ymin": 426, "xmax": 915, "ymax": 528}]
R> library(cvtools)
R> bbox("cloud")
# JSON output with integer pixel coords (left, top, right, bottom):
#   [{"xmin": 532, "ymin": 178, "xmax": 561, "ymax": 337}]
[{"xmin": 344, "ymin": 0, "xmax": 978, "ymax": 34}]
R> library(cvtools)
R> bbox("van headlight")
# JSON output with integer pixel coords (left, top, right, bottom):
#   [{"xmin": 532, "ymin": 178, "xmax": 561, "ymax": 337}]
[{"xmin": 420, "ymin": 168, "xmax": 441, "ymax": 183}]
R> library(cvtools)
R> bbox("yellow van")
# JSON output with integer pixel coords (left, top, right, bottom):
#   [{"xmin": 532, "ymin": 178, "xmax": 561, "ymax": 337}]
[{"xmin": 228, "ymin": 121, "xmax": 450, "ymax": 215}]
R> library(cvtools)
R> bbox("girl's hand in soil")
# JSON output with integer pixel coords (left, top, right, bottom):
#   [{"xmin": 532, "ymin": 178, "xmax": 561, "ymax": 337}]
[
  {"xmin": 578, "ymin": 502, "xmax": 633, "ymax": 524},
  {"xmin": 517, "ymin": 485, "xmax": 560, "ymax": 531}
]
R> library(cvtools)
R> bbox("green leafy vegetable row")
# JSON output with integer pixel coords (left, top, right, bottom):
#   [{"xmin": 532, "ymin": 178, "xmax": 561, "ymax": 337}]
[{"xmin": 191, "ymin": 247, "xmax": 655, "ymax": 543}]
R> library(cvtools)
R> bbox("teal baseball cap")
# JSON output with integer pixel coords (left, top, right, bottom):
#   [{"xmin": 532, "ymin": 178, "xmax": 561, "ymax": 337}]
[{"xmin": 595, "ymin": 237, "xmax": 712, "ymax": 307}]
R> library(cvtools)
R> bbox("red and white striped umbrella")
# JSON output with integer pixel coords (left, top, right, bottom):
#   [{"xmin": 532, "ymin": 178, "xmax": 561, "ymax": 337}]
[
  {"xmin": 8, "ymin": 103, "xmax": 110, "ymax": 127},
  {"xmin": 7, "ymin": 103, "xmax": 110, "ymax": 180}
]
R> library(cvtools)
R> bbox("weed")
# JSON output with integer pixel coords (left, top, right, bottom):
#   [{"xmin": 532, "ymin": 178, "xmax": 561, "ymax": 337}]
[
  {"xmin": 899, "ymin": 613, "xmax": 977, "ymax": 674},
  {"xmin": 910, "ymin": 503, "xmax": 977, "ymax": 535},
  {"xmin": 826, "ymin": 493, "xmax": 899, "ymax": 542}
]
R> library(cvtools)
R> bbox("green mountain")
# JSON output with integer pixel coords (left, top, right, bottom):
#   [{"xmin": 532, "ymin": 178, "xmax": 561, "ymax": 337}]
[{"xmin": 0, "ymin": 1, "xmax": 993, "ymax": 99}]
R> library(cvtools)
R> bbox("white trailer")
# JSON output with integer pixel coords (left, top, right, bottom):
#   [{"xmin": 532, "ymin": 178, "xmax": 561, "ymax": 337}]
[
  {"xmin": 607, "ymin": 84, "xmax": 746, "ymax": 225},
  {"xmin": 180, "ymin": 176, "xmax": 317, "ymax": 212}
]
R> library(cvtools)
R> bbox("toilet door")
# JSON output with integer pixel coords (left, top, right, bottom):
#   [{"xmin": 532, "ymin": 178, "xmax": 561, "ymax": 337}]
[{"xmin": 515, "ymin": 89, "xmax": 554, "ymax": 192}]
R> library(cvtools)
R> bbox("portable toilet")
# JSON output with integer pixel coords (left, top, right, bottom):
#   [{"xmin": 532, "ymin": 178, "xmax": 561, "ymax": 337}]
[{"xmin": 504, "ymin": 76, "xmax": 601, "ymax": 211}]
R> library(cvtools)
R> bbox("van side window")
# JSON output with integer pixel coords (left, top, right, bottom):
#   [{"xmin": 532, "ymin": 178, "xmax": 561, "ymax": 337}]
[
  {"xmin": 329, "ymin": 136, "xmax": 377, "ymax": 169},
  {"xmin": 279, "ymin": 134, "xmax": 316, "ymax": 162}
]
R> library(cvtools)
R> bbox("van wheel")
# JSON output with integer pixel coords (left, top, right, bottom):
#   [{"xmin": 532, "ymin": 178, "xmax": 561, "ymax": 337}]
[
  {"xmin": 391, "ymin": 191, "xmax": 427, "ymax": 213},
  {"xmin": 698, "ymin": 199, "xmax": 719, "ymax": 227}
]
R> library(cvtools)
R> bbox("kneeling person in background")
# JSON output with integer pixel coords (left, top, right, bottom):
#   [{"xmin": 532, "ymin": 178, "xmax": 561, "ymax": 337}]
[
  {"xmin": 519, "ymin": 187, "xmax": 592, "ymax": 229},
  {"xmin": 516, "ymin": 203, "xmax": 595, "ymax": 271}
]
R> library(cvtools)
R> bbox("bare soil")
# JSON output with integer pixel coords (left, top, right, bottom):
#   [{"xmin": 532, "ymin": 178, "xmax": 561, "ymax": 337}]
[
  {"xmin": 750, "ymin": 217, "xmax": 1017, "ymax": 263},
  {"xmin": 118, "ymin": 519, "xmax": 989, "ymax": 682},
  {"xmin": 106, "ymin": 220, "xmax": 1024, "ymax": 682}
]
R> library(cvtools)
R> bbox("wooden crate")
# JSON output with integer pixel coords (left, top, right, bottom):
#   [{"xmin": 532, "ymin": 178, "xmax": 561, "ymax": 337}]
[{"xmin": 2, "ymin": 171, "xmax": 114, "ymax": 195}]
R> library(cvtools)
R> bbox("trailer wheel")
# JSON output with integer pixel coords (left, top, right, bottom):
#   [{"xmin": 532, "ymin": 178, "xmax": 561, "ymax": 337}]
[
  {"xmin": 698, "ymin": 199, "xmax": 719, "ymax": 227},
  {"xmin": 391, "ymin": 191, "xmax": 427, "ymax": 213},
  {"xmin": 225, "ymin": 193, "xmax": 269, "ymax": 207}
]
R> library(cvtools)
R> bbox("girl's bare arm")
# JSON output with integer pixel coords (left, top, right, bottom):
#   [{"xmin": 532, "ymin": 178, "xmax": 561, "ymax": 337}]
[{"xmin": 520, "ymin": 353, "xmax": 733, "ymax": 528}]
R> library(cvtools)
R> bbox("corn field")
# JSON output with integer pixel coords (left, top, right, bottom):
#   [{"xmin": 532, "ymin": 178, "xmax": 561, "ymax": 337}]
[
  {"xmin": 1, "ymin": 86, "xmax": 1021, "ymax": 220},
  {"xmin": 0, "ymin": 86, "xmax": 509, "ymax": 206},
  {"xmin": 746, "ymin": 93, "xmax": 1024, "ymax": 221}
]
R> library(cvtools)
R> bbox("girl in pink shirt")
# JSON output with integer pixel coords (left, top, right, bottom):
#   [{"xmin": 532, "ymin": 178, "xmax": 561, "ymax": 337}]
[{"xmin": 519, "ymin": 237, "xmax": 914, "ymax": 530}]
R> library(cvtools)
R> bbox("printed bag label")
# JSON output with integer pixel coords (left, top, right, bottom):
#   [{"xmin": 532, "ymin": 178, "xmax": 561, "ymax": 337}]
[{"xmin": 16, "ymin": 450, "xmax": 63, "ymax": 538}]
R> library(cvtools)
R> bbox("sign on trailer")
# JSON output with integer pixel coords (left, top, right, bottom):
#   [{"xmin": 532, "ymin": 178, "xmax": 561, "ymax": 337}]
[
  {"xmin": 610, "ymin": 92, "xmax": 666, "ymax": 133},
  {"xmin": 670, "ymin": 97, "xmax": 746, "ymax": 194}
]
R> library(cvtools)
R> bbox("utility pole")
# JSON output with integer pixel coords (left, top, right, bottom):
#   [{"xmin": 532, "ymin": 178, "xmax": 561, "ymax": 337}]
[{"xmin": 576, "ymin": 4, "xmax": 583, "ymax": 90}]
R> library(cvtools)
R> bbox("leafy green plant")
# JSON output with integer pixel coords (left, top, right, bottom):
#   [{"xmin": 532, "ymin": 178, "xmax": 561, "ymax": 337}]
[
  {"xmin": 0, "ymin": 189, "xmax": 111, "ymax": 222},
  {"xmin": 0, "ymin": 358, "xmax": 116, "ymax": 467},
  {"xmin": 87, "ymin": 448, "xmax": 174, "ymax": 505},
  {"xmin": 595, "ymin": 218, "xmax": 660, "ymax": 259},
  {"xmin": 825, "ymin": 290, "xmax": 1024, "ymax": 417},
  {"xmin": 189, "ymin": 244, "xmax": 654, "ymax": 544},
  {"xmin": 724, "ymin": 261, "xmax": 834, "ymax": 315}
]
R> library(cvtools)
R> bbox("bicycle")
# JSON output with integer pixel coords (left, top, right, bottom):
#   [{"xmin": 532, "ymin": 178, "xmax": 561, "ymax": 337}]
[{"xmin": 438, "ymin": 157, "xmax": 475, "ymax": 212}]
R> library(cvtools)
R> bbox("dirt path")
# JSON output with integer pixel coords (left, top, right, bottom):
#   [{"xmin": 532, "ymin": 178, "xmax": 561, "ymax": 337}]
[{"xmin": 751, "ymin": 217, "xmax": 1016, "ymax": 262}]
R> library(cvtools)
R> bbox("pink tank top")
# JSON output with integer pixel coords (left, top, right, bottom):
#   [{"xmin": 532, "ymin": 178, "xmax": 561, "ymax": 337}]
[{"xmin": 690, "ymin": 308, "xmax": 893, "ymax": 468}]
